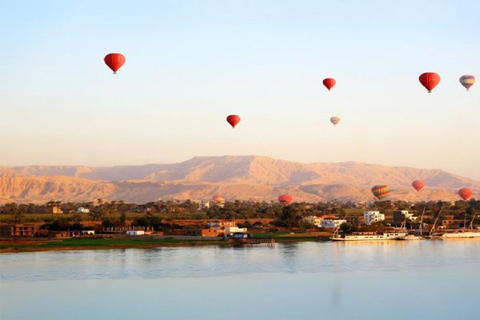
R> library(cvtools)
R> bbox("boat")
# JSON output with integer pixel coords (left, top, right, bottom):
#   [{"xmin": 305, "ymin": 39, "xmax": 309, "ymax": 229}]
[
  {"xmin": 330, "ymin": 231, "xmax": 407, "ymax": 241},
  {"xmin": 439, "ymin": 230, "xmax": 480, "ymax": 239},
  {"xmin": 402, "ymin": 234, "xmax": 424, "ymax": 240}
]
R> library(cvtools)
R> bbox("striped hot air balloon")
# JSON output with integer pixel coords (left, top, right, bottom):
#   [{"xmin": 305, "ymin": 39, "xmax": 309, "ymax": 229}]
[
  {"xmin": 459, "ymin": 75, "xmax": 475, "ymax": 91},
  {"xmin": 213, "ymin": 195, "xmax": 226, "ymax": 204},
  {"xmin": 330, "ymin": 117, "xmax": 341, "ymax": 126},
  {"xmin": 371, "ymin": 185, "xmax": 390, "ymax": 199}
]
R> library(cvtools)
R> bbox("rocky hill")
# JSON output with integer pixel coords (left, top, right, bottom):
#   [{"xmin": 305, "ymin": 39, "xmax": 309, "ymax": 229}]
[{"xmin": 0, "ymin": 156, "xmax": 478, "ymax": 204}]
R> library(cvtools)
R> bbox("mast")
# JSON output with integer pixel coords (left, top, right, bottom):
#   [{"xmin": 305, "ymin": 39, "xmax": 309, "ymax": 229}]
[
  {"xmin": 469, "ymin": 214, "xmax": 476, "ymax": 230},
  {"xmin": 429, "ymin": 204, "xmax": 444, "ymax": 236},
  {"xmin": 418, "ymin": 205, "xmax": 426, "ymax": 235}
]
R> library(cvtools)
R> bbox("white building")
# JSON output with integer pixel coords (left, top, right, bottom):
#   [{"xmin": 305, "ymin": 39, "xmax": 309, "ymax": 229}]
[
  {"xmin": 225, "ymin": 226, "xmax": 247, "ymax": 236},
  {"xmin": 303, "ymin": 216, "xmax": 323, "ymax": 227},
  {"xmin": 126, "ymin": 230, "xmax": 145, "ymax": 236},
  {"xmin": 77, "ymin": 207, "xmax": 90, "ymax": 214},
  {"xmin": 363, "ymin": 211, "xmax": 385, "ymax": 225},
  {"xmin": 321, "ymin": 219, "xmax": 347, "ymax": 229}
]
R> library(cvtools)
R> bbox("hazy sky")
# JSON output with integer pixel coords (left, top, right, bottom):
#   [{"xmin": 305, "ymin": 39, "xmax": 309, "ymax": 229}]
[{"xmin": 1, "ymin": 1, "xmax": 479, "ymax": 179}]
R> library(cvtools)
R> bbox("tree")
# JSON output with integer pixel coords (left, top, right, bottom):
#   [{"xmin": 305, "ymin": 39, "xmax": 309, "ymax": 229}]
[{"xmin": 274, "ymin": 206, "xmax": 303, "ymax": 228}]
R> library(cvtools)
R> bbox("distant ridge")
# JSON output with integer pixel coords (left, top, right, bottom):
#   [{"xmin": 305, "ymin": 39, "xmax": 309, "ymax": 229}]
[{"xmin": 1, "ymin": 156, "xmax": 478, "ymax": 204}]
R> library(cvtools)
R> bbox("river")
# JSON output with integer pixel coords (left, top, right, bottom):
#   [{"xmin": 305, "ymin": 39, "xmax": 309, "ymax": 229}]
[{"xmin": 1, "ymin": 240, "xmax": 479, "ymax": 320}]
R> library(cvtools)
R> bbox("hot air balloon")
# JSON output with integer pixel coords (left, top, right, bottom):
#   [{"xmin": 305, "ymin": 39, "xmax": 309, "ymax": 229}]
[
  {"xmin": 371, "ymin": 185, "xmax": 390, "ymax": 199},
  {"xmin": 213, "ymin": 195, "xmax": 226, "ymax": 204},
  {"xmin": 323, "ymin": 78, "xmax": 336, "ymax": 91},
  {"xmin": 419, "ymin": 72, "xmax": 440, "ymax": 93},
  {"xmin": 412, "ymin": 180, "xmax": 425, "ymax": 192},
  {"xmin": 226, "ymin": 115, "xmax": 241, "ymax": 128},
  {"xmin": 459, "ymin": 75, "xmax": 476, "ymax": 91},
  {"xmin": 278, "ymin": 194, "xmax": 293, "ymax": 204},
  {"xmin": 458, "ymin": 188, "xmax": 472, "ymax": 201},
  {"xmin": 104, "ymin": 53, "xmax": 126, "ymax": 74},
  {"xmin": 330, "ymin": 117, "xmax": 341, "ymax": 126}
]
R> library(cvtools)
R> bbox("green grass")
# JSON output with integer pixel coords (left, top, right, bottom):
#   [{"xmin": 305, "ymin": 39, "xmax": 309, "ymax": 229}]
[{"xmin": 0, "ymin": 237, "xmax": 229, "ymax": 251}]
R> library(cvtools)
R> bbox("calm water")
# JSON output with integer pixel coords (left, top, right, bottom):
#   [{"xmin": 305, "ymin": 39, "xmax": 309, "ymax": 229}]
[{"xmin": 1, "ymin": 240, "xmax": 479, "ymax": 320}]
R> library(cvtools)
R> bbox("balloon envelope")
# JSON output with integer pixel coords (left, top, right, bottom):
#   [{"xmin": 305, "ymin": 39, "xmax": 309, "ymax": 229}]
[
  {"xmin": 104, "ymin": 53, "xmax": 126, "ymax": 74},
  {"xmin": 419, "ymin": 72, "xmax": 440, "ymax": 93},
  {"xmin": 371, "ymin": 185, "xmax": 390, "ymax": 199},
  {"xmin": 278, "ymin": 194, "xmax": 293, "ymax": 204},
  {"xmin": 323, "ymin": 78, "xmax": 336, "ymax": 91},
  {"xmin": 213, "ymin": 195, "xmax": 226, "ymax": 204},
  {"xmin": 226, "ymin": 115, "xmax": 241, "ymax": 128},
  {"xmin": 459, "ymin": 75, "xmax": 475, "ymax": 91},
  {"xmin": 412, "ymin": 180, "xmax": 425, "ymax": 192},
  {"xmin": 330, "ymin": 117, "xmax": 341, "ymax": 125},
  {"xmin": 458, "ymin": 188, "xmax": 472, "ymax": 201}
]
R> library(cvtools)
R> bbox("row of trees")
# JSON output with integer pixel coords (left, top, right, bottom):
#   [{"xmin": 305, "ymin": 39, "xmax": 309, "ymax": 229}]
[{"xmin": 1, "ymin": 199, "xmax": 479, "ymax": 225}]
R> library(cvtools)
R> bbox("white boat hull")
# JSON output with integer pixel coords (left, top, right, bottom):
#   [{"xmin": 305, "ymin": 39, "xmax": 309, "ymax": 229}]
[
  {"xmin": 441, "ymin": 232, "xmax": 480, "ymax": 239},
  {"xmin": 330, "ymin": 233, "xmax": 407, "ymax": 241}
]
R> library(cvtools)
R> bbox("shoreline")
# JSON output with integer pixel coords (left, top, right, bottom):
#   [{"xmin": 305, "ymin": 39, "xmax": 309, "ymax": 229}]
[{"xmin": 0, "ymin": 235, "xmax": 327, "ymax": 253}]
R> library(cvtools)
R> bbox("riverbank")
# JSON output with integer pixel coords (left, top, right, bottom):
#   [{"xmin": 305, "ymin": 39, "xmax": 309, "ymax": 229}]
[{"xmin": 0, "ymin": 232, "xmax": 332, "ymax": 253}]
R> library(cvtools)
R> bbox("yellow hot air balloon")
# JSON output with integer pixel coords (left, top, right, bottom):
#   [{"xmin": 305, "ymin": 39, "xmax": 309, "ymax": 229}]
[
  {"xmin": 460, "ymin": 75, "xmax": 475, "ymax": 91},
  {"xmin": 330, "ymin": 117, "xmax": 341, "ymax": 126}
]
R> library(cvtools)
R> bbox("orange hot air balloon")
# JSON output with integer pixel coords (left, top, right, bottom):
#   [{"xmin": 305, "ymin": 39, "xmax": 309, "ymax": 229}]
[
  {"xmin": 371, "ymin": 185, "xmax": 390, "ymax": 199},
  {"xmin": 104, "ymin": 53, "xmax": 126, "ymax": 74},
  {"xmin": 412, "ymin": 180, "xmax": 425, "ymax": 192},
  {"xmin": 226, "ymin": 115, "xmax": 241, "ymax": 128},
  {"xmin": 213, "ymin": 195, "xmax": 226, "ymax": 204},
  {"xmin": 419, "ymin": 72, "xmax": 440, "ymax": 93},
  {"xmin": 278, "ymin": 194, "xmax": 293, "ymax": 204},
  {"xmin": 458, "ymin": 188, "xmax": 472, "ymax": 200},
  {"xmin": 323, "ymin": 78, "xmax": 336, "ymax": 91}
]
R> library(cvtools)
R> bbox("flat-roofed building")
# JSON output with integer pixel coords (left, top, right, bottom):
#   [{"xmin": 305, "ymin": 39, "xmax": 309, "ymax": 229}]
[
  {"xmin": 0, "ymin": 224, "xmax": 39, "ymax": 237},
  {"xmin": 363, "ymin": 211, "xmax": 385, "ymax": 226}
]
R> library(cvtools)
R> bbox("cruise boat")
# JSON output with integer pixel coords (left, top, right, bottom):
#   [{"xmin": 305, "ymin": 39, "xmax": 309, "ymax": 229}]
[
  {"xmin": 330, "ymin": 232, "xmax": 407, "ymax": 241},
  {"xmin": 440, "ymin": 230, "xmax": 480, "ymax": 239}
]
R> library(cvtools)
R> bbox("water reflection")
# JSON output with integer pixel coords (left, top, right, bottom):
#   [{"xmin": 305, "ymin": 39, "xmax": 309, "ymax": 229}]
[{"xmin": 1, "ymin": 241, "xmax": 480, "ymax": 320}]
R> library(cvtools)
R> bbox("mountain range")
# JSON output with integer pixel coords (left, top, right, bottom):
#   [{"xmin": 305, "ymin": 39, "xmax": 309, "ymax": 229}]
[{"xmin": 0, "ymin": 156, "xmax": 478, "ymax": 204}]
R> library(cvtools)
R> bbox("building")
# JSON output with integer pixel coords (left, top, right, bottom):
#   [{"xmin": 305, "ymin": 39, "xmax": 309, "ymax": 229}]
[
  {"xmin": 393, "ymin": 210, "xmax": 417, "ymax": 223},
  {"xmin": 185, "ymin": 229, "xmax": 222, "ymax": 237},
  {"xmin": 0, "ymin": 224, "xmax": 39, "ymax": 237},
  {"xmin": 77, "ymin": 207, "xmax": 90, "ymax": 214},
  {"xmin": 207, "ymin": 220, "xmax": 236, "ymax": 229},
  {"xmin": 126, "ymin": 230, "xmax": 145, "ymax": 236},
  {"xmin": 46, "ymin": 206, "xmax": 63, "ymax": 214},
  {"xmin": 225, "ymin": 226, "xmax": 248, "ymax": 237},
  {"xmin": 303, "ymin": 216, "xmax": 324, "ymax": 227},
  {"xmin": 363, "ymin": 211, "xmax": 385, "ymax": 225},
  {"xmin": 49, "ymin": 231, "xmax": 73, "ymax": 238},
  {"xmin": 321, "ymin": 219, "xmax": 347, "ymax": 229}
]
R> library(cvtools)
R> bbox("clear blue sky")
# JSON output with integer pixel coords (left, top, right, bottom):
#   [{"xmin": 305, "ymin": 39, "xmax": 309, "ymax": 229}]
[{"xmin": 1, "ymin": 0, "xmax": 479, "ymax": 180}]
